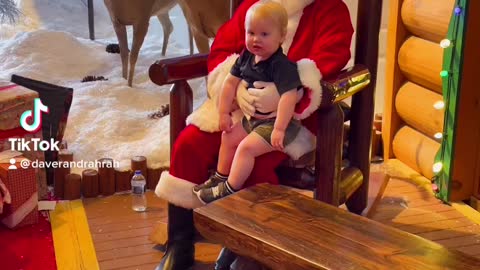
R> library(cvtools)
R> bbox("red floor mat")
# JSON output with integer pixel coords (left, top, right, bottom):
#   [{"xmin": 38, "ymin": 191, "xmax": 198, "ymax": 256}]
[{"xmin": 0, "ymin": 212, "xmax": 56, "ymax": 270}]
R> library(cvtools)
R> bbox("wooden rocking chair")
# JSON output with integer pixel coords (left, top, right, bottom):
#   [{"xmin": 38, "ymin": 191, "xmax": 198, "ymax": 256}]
[{"xmin": 149, "ymin": 0, "xmax": 381, "ymax": 215}]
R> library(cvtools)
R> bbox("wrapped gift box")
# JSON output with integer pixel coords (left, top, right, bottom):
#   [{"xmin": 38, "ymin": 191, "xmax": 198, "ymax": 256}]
[
  {"xmin": 0, "ymin": 157, "xmax": 38, "ymax": 229},
  {"xmin": 0, "ymin": 83, "xmax": 48, "ymax": 199},
  {"xmin": 0, "ymin": 84, "xmax": 38, "ymax": 130}
]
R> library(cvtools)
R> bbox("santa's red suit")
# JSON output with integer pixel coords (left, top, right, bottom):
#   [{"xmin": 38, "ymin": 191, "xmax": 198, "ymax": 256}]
[{"xmin": 155, "ymin": 0, "xmax": 353, "ymax": 209}]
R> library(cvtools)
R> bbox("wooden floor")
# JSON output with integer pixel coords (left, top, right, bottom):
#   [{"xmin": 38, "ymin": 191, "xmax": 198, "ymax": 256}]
[
  {"xmin": 368, "ymin": 160, "xmax": 480, "ymax": 258},
  {"xmin": 82, "ymin": 192, "xmax": 221, "ymax": 270},
  {"xmin": 51, "ymin": 160, "xmax": 480, "ymax": 269}
]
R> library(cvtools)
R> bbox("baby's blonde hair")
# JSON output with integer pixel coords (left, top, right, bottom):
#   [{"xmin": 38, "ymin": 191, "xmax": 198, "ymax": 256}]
[{"xmin": 245, "ymin": 0, "xmax": 288, "ymax": 36}]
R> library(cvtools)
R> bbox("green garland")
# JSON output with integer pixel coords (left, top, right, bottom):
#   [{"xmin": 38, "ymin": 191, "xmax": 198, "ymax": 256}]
[{"xmin": 434, "ymin": 0, "xmax": 469, "ymax": 202}]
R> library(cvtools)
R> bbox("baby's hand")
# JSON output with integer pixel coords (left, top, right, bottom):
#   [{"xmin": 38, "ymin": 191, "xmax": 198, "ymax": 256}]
[
  {"xmin": 219, "ymin": 113, "xmax": 233, "ymax": 132},
  {"xmin": 271, "ymin": 128, "xmax": 285, "ymax": 150}
]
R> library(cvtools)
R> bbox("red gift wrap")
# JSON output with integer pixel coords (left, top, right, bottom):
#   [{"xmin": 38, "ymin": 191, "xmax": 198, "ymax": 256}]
[
  {"xmin": 0, "ymin": 158, "xmax": 38, "ymax": 229},
  {"xmin": 0, "ymin": 84, "xmax": 48, "ymax": 199}
]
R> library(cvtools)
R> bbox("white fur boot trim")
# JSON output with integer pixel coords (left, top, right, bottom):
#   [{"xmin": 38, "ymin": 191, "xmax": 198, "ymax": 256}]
[{"xmin": 155, "ymin": 171, "xmax": 204, "ymax": 209}]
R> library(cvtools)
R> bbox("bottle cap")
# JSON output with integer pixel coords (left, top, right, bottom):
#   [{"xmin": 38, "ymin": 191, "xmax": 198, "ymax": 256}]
[{"xmin": 135, "ymin": 170, "xmax": 141, "ymax": 174}]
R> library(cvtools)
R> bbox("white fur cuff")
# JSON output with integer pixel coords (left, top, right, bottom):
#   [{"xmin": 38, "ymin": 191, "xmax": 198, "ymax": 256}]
[
  {"xmin": 295, "ymin": 58, "xmax": 323, "ymax": 120},
  {"xmin": 155, "ymin": 171, "xmax": 204, "ymax": 209}
]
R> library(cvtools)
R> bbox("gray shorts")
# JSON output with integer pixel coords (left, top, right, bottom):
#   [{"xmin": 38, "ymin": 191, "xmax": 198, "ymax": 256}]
[{"xmin": 241, "ymin": 117, "xmax": 301, "ymax": 146}]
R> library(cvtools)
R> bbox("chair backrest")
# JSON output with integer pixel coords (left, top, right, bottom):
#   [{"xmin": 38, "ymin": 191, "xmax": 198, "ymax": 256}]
[{"xmin": 230, "ymin": 0, "xmax": 243, "ymax": 18}]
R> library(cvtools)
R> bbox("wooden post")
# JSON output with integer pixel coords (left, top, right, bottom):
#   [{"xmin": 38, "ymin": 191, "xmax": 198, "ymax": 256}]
[
  {"xmin": 88, "ymin": 0, "xmax": 95, "ymax": 40},
  {"xmin": 82, "ymin": 169, "xmax": 99, "ymax": 198},
  {"xmin": 170, "ymin": 81, "xmax": 193, "ymax": 152},
  {"xmin": 54, "ymin": 149, "xmax": 73, "ymax": 198},
  {"xmin": 346, "ymin": 0, "xmax": 382, "ymax": 214},
  {"xmin": 147, "ymin": 167, "xmax": 165, "ymax": 190},
  {"xmin": 115, "ymin": 169, "xmax": 132, "ymax": 192},
  {"xmin": 64, "ymin": 173, "xmax": 81, "ymax": 200},
  {"xmin": 314, "ymin": 105, "xmax": 344, "ymax": 206},
  {"xmin": 98, "ymin": 158, "xmax": 115, "ymax": 196}
]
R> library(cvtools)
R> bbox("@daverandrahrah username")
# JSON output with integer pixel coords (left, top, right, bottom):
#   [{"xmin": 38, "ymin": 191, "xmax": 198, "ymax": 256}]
[
  {"xmin": 8, "ymin": 138, "xmax": 60, "ymax": 151},
  {"xmin": 20, "ymin": 159, "xmax": 120, "ymax": 169}
]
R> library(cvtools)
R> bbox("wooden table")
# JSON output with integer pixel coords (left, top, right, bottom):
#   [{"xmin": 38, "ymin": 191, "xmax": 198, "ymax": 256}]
[{"xmin": 194, "ymin": 184, "xmax": 480, "ymax": 270}]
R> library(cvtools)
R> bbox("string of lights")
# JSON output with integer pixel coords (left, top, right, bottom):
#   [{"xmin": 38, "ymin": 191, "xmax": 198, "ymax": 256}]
[{"xmin": 432, "ymin": 0, "xmax": 469, "ymax": 202}]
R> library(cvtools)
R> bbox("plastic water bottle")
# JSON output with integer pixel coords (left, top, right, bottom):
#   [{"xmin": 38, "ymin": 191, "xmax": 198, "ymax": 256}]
[{"xmin": 131, "ymin": 170, "xmax": 147, "ymax": 212}]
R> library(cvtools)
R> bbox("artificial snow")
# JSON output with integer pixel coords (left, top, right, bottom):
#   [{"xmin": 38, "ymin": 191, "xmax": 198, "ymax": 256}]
[{"xmin": 0, "ymin": 0, "xmax": 208, "ymax": 172}]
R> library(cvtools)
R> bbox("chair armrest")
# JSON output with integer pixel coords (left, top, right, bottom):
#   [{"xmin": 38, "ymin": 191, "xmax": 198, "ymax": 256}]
[
  {"xmin": 149, "ymin": 53, "xmax": 209, "ymax": 86},
  {"xmin": 320, "ymin": 64, "xmax": 370, "ymax": 106}
]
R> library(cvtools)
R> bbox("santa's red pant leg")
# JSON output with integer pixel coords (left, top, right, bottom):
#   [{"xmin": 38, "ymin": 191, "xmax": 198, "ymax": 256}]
[{"xmin": 157, "ymin": 124, "xmax": 288, "ymax": 209}]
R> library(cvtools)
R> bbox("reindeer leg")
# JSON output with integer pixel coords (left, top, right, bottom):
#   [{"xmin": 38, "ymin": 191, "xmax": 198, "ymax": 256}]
[
  {"xmin": 112, "ymin": 23, "xmax": 129, "ymax": 80},
  {"xmin": 188, "ymin": 26, "xmax": 194, "ymax": 55},
  {"xmin": 128, "ymin": 21, "xmax": 149, "ymax": 87},
  {"xmin": 193, "ymin": 31, "xmax": 210, "ymax": 54},
  {"xmin": 113, "ymin": 23, "xmax": 128, "ymax": 79},
  {"xmin": 157, "ymin": 13, "xmax": 173, "ymax": 56}
]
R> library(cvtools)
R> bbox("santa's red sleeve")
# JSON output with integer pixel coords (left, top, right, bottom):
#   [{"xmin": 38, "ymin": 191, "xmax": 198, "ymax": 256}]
[
  {"xmin": 293, "ymin": 0, "xmax": 354, "ymax": 121},
  {"xmin": 309, "ymin": 1, "xmax": 353, "ymax": 78}
]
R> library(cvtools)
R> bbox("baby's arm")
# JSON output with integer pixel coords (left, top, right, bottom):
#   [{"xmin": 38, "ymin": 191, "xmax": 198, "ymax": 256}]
[
  {"xmin": 271, "ymin": 89, "xmax": 298, "ymax": 150},
  {"xmin": 219, "ymin": 74, "xmax": 241, "ymax": 132}
]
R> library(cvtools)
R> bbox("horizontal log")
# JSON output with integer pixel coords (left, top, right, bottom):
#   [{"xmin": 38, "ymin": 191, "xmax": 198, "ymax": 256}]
[
  {"xmin": 395, "ymin": 82, "xmax": 444, "ymax": 138},
  {"xmin": 398, "ymin": 36, "xmax": 443, "ymax": 93},
  {"xmin": 149, "ymin": 53, "xmax": 208, "ymax": 85},
  {"xmin": 401, "ymin": 0, "xmax": 454, "ymax": 43},
  {"xmin": 392, "ymin": 126, "xmax": 440, "ymax": 179},
  {"xmin": 338, "ymin": 167, "xmax": 363, "ymax": 205}
]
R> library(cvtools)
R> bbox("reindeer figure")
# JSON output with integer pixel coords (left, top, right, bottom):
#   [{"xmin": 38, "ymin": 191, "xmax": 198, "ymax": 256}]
[
  {"xmin": 177, "ymin": 0, "xmax": 230, "ymax": 53},
  {"xmin": 104, "ymin": 0, "xmax": 177, "ymax": 86}
]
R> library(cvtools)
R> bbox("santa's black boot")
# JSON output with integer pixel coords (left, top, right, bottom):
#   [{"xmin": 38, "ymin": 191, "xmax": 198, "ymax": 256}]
[
  {"xmin": 155, "ymin": 203, "xmax": 195, "ymax": 270},
  {"xmin": 215, "ymin": 247, "xmax": 238, "ymax": 270}
]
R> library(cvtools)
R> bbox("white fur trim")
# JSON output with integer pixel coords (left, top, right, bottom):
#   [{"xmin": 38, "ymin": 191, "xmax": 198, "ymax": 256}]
[
  {"xmin": 294, "ymin": 59, "xmax": 323, "ymax": 120},
  {"xmin": 1, "ymin": 192, "xmax": 38, "ymax": 228},
  {"xmin": 155, "ymin": 171, "xmax": 204, "ymax": 209},
  {"xmin": 284, "ymin": 126, "xmax": 316, "ymax": 160},
  {"xmin": 187, "ymin": 54, "xmax": 239, "ymax": 132},
  {"xmin": 274, "ymin": 0, "xmax": 314, "ymax": 16},
  {"xmin": 274, "ymin": 0, "xmax": 312, "ymax": 54}
]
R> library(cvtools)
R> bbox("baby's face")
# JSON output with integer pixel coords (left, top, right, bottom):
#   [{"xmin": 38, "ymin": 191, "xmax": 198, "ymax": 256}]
[{"xmin": 245, "ymin": 15, "xmax": 284, "ymax": 60}]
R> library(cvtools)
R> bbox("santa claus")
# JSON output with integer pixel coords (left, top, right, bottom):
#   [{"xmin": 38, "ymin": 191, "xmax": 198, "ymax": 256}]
[{"xmin": 154, "ymin": 0, "xmax": 353, "ymax": 269}]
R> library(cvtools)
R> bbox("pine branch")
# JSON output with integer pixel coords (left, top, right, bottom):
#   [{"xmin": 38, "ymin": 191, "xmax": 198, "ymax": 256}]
[{"xmin": 0, "ymin": 0, "xmax": 21, "ymax": 24}]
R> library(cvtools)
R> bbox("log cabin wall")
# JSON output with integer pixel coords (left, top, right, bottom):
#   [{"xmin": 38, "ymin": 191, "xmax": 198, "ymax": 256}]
[{"xmin": 383, "ymin": 0, "xmax": 480, "ymax": 201}]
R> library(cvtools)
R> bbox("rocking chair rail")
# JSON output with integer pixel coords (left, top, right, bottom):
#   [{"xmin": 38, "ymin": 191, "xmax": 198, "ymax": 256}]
[{"xmin": 149, "ymin": 53, "xmax": 209, "ymax": 85}]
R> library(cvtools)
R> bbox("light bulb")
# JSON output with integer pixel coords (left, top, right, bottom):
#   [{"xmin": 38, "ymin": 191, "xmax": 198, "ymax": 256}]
[
  {"xmin": 433, "ymin": 101, "xmax": 445, "ymax": 110},
  {"xmin": 434, "ymin": 132, "xmax": 443, "ymax": 139},
  {"xmin": 454, "ymin": 7, "xmax": 462, "ymax": 15},
  {"xmin": 440, "ymin": 70, "xmax": 449, "ymax": 77},
  {"xmin": 433, "ymin": 162, "xmax": 443, "ymax": 173},
  {"xmin": 440, "ymin": 39, "xmax": 451, "ymax": 48}
]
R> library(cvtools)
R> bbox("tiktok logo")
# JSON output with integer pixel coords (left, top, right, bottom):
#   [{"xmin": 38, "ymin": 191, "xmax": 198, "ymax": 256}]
[{"xmin": 20, "ymin": 98, "xmax": 49, "ymax": 132}]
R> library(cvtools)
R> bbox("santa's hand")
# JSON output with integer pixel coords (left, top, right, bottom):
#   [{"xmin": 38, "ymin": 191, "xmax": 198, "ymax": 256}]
[
  {"xmin": 236, "ymin": 80, "xmax": 255, "ymax": 116},
  {"xmin": 271, "ymin": 128, "xmax": 285, "ymax": 151},
  {"xmin": 250, "ymin": 81, "xmax": 280, "ymax": 113}
]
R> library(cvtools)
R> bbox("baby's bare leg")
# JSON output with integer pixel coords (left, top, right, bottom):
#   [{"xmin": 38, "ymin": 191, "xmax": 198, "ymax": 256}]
[
  {"xmin": 228, "ymin": 133, "xmax": 273, "ymax": 190},
  {"xmin": 217, "ymin": 122, "xmax": 247, "ymax": 175}
]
